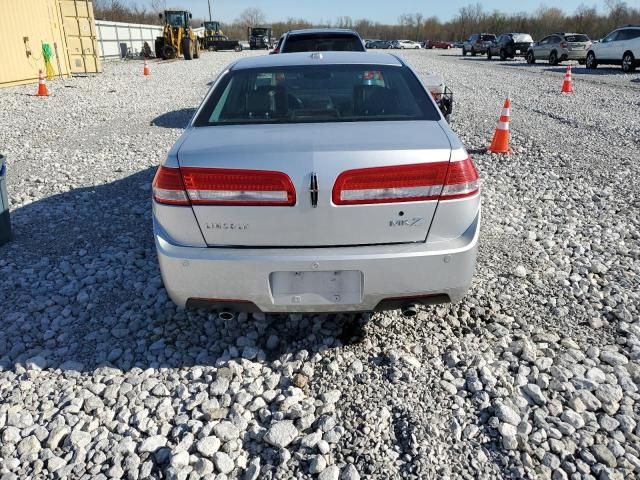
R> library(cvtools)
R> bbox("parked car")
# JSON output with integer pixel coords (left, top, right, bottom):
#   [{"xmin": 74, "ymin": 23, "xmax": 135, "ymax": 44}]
[
  {"xmin": 368, "ymin": 40, "xmax": 392, "ymax": 49},
  {"xmin": 462, "ymin": 33, "xmax": 496, "ymax": 56},
  {"xmin": 429, "ymin": 40, "xmax": 455, "ymax": 49},
  {"xmin": 203, "ymin": 34, "xmax": 243, "ymax": 52},
  {"xmin": 152, "ymin": 52, "xmax": 480, "ymax": 315},
  {"xmin": 271, "ymin": 28, "xmax": 366, "ymax": 54},
  {"xmin": 487, "ymin": 33, "xmax": 533, "ymax": 60},
  {"xmin": 586, "ymin": 25, "xmax": 640, "ymax": 72},
  {"xmin": 526, "ymin": 33, "xmax": 591, "ymax": 65},
  {"xmin": 394, "ymin": 40, "xmax": 422, "ymax": 49}
]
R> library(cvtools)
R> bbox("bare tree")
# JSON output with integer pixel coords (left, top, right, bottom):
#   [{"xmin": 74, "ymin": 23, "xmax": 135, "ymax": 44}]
[
  {"xmin": 235, "ymin": 8, "xmax": 267, "ymax": 28},
  {"xmin": 150, "ymin": 0, "xmax": 166, "ymax": 14},
  {"xmin": 90, "ymin": 0, "xmax": 640, "ymax": 41}
]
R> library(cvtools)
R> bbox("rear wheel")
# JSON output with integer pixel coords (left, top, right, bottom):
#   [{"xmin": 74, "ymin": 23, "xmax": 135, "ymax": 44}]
[
  {"xmin": 487, "ymin": 51, "xmax": 492, "ymax": 60},
  {"xmin": 622, "ymin": 52, "xmax": 636, "ymax": 73},
  {"xmin": 462, "ymin": 47, "xmax": 467, "ymax": 56},
  {"xmin": 526, "ymin": 51, "xmax": 536, "ymax": 64},
  {"xmin": 183, "ymin": 38, "xmax": 193, "ymax": 60},
  {"xmin": 234, "ymin": 44, "xmax": 243, "ymax": 52},
  {"xmin": 500, "ymin": 49, "xmax": 507, "ymax": 61},
  {"xmin": 471, "ymin": 47, "xmax": 476, "ymax": 56},
  {"xmin": 586, "ymin": 51, "xmax": 597, "ymax": 69},
  {"xmin": 549, "ymin": 51, "xmax": 558, "ymax": 66}
]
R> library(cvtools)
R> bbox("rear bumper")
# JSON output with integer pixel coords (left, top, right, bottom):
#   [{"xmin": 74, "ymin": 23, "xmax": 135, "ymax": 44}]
[
  {"xmin": 561, "ymin": 50, "xmax": 588, "ymax": 60},
  {"xmin": 154, "ymin": 210, "xmax": 480, "ymax": 313}
]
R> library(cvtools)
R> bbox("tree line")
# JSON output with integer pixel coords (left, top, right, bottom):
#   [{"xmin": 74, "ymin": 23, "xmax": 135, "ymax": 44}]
[{"xmin": 94, "ymin": 1, "xmax": 640, "ymax": 42}]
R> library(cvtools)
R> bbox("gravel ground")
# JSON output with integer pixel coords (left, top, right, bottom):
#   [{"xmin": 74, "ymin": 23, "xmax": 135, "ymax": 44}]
[{"xmin": 0, "ymin": 49, "xmax": 639, "ymax": 479}]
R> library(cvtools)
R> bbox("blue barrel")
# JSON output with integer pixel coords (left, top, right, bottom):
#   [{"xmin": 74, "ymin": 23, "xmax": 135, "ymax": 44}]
[{"xmin": 0, "ymin": 154, "xmax": 10, "ymax": 245}]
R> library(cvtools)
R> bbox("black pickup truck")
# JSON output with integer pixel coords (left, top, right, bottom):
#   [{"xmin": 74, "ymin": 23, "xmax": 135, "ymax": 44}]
[{"xmin": 203, "ymin": 35, "xmax": 243, "ymax": 52}]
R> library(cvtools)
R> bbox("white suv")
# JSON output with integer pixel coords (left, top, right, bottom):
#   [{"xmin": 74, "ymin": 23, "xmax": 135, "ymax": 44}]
[{"xmin": 586, "ymin": 25, "xmax": 640, "ymax": 72}]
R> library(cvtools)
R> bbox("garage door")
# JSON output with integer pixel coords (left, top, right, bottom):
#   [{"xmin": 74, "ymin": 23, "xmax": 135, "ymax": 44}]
[{"xmin": 59, "ymin": 0, "xmax": 102, "ymax": 73}]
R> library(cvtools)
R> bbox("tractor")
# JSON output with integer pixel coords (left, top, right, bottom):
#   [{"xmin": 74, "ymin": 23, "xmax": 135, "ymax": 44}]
[{"xmin": 155, "ymin": 10, "xmax": 200, "ymax": 60}]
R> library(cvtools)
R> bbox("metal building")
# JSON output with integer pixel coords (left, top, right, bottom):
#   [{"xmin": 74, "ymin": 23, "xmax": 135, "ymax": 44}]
[{"xmin": 0, "ymin": 0, "xmax": 101, "ymax": 88}]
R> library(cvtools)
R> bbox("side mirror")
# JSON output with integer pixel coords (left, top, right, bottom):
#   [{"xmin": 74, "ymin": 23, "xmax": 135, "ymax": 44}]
[
  {"xmin": 201, "ymin": 23, "xmax": 204, "ymax": 27},
  {"xmin": 159, "ymin": 13, "xmax": 163, "ymax": 19},
  {"xmin": 190, "ymin": 13, "xmax": 193, "ymax": 19}
]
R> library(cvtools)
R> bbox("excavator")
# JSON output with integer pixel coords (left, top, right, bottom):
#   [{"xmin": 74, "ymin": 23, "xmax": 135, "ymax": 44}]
[{"xmin": 155, "ymin": 10, "xmax": 200, "ymax": 60}]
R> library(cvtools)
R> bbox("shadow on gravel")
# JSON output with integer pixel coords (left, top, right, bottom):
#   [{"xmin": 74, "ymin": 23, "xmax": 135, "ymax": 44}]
[
  {"xmin": 0, "ymin": 169, "xmax": 368, "ymax": 373},
  {"xmin": 150, "ymin": 108, "xmax": 197, "ymax": 128}
]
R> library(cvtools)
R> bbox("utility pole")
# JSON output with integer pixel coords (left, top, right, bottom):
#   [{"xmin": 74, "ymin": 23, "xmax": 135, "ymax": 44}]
[{"xmin": 208, "ymin": 0, "xmax": 212, "ymax": 22}]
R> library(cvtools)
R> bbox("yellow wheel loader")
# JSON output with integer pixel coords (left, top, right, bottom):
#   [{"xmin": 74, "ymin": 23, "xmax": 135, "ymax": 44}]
[{"xmin": 155, "ymin": 10, "xmax": 200, "ymax": 60}]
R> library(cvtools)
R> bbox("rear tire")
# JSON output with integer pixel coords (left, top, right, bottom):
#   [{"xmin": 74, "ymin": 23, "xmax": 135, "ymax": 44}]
[
  {"xmin": 487, "ymin": 51, "xmax": 492, "ymax": 60},
  {"xmin": 622, "ymin": 52, "xmax": 636, "ymax": 73},
  {"xmin": 234, "ymin": 44, "xmax": 243, "ymax": 52},
  {"xmin": 586, "ymin": 51, "xmax": 597, "ymax": 69},
  {"xmin": 471, "ymin": 48, "xmax": 476, "ymax": 56},
  {"xmin": 462, "ymin": 48, "xmax": 467, "ymax": 56},
  {"xmin": 500, "ymin": 49, "xmax": 507, "ymax": 61},
  {"xmin": 549, "ymin": 51, "xmax": 558, "ymax": 66},
  {"xmin": 183, "ymin": 38, "xmax": 193, "ymax": 60}
]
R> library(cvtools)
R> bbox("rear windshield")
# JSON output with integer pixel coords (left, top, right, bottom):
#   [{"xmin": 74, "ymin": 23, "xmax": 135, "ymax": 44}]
[
  {"xmin": 282, "ymin": 34, "xmax": 365, "ymax": 53},
  {"xmin": 482, "ymin": 34, "xmax": 496, "ymax": 41},
  {"xmin": 565, "ymin": 34, "xmax": 590, "ymax": 42},
  {"xmin": 512, "ymin": 34, "xmax": 533, "ymax": 43},
  {"xmin": 194, "ymin": 64, "xmax": 440, "ymax": 126}
]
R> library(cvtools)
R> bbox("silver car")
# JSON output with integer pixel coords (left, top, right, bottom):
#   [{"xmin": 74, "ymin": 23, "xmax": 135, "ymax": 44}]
[
  {"xmin": 526, "ymin": 33, "xmax": 592, "ymax": 65},
  {"xmin": 152, "ymin": 52, "xmax": 481, "ymax": 314}
]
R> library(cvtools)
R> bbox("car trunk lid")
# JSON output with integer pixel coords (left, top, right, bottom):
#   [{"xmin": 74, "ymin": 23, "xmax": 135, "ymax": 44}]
[{"xmin": 177, "ymin": 121, "xmax": 452, "ymax": 247}]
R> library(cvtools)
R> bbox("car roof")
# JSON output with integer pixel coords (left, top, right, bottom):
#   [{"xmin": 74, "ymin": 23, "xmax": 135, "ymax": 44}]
[
  {"xmin": 230, "ymin": 51, "xmax": 403, "ymax": 70},
  {"xmin": 286, "ymin": 28, "xmax": 360, "ymax": 36}
]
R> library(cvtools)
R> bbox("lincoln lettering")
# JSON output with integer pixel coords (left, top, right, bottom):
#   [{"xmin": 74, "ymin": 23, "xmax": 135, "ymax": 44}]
[{"xmin": 205, "ymin": 223, "xmax": 249, "ymax": 230}]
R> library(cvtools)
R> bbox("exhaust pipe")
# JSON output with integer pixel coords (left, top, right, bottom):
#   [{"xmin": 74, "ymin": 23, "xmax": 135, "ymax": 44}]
[
  {"xmin": 218, "ymin": 310, "xmax": 236, "ymax": 321},
  {"xmin": 401, "ymin": 304, "xmax": 418, "ymax": 318}
]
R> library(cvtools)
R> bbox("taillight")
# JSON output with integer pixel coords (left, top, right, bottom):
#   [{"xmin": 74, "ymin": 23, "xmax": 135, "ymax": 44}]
[
  {"xmin": 181, "ymin": 167, "xmax": 295, "ymax": 206},
  {"xmin": 153, "ymin": 166, "xmax": 190, "ymax": 205},
  {"xmin": 440, "ymin": 157, "xmax": 480, "ymax": 200},
  {"xmin": 332, "ymin": 158, "xmax": 479, "ymax": 205},
  {"xmin": 560, "ymin": 41, "xmax": 568, "ymax": 48},
  {"xmin": 153, "ymin": 166, "xmax": 296, "ymax": 206},
  {"xmin": 333, "ymin": 163, "xmax": 447, "ymax": 205}
]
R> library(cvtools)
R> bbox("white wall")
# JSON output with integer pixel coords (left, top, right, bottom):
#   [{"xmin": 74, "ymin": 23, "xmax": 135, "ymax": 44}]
[{"xmin": 96, "ymin": 20, "xmax": 163, "ymax": 59}]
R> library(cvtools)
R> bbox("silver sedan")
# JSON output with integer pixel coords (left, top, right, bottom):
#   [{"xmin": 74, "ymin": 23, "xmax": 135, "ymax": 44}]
[{"xmin": 152, "ymin": 51, "xmax": 480, "ymax": 315}]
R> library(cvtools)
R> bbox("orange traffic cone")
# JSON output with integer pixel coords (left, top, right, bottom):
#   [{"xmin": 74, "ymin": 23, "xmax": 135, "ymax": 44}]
[
  {"xmin": 143, "ymin": 59, "xmax": 150, "ymax": 76},
  {"xmin": 36, "ymin": 70, "xmax": 49, "ymax": 97},
  {"xmin": 487, "ymin": 97, "xmax": 512, "ymax": 154},
  {"xmin": 561, "ymin": 65, "xmax": 572, "ymax": 93}
]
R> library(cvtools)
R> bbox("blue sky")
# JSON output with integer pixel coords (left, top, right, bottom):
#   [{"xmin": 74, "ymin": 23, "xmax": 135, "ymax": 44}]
[{"xmin": 141, "ymin": 1, "xmax": 640, "ymax": 24}]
